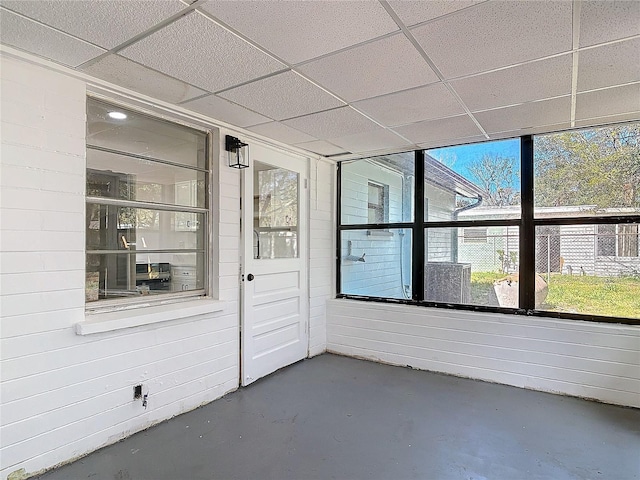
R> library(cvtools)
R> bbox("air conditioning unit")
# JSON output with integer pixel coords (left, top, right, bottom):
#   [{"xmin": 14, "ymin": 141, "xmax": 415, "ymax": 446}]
[{"xmin": 425, "ymin": 262, "xmax": 472, "ymax": 304}]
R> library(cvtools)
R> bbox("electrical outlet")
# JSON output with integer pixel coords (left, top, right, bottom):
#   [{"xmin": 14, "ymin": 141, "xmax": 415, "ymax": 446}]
[{"xmin": 133, "ymin": 385, "xmax": 142, "ymax": 399}]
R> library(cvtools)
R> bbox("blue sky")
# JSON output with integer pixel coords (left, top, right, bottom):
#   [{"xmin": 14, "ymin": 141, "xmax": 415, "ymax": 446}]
[{"xmin": 427, "ymin": 138, "xmax": 521, "ymax": 182}]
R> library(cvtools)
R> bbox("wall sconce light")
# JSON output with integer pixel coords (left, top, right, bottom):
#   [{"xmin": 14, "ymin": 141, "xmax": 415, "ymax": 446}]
[{"xmin": 225, "ymin": 135, "xmax": 249, "ymax": 169}]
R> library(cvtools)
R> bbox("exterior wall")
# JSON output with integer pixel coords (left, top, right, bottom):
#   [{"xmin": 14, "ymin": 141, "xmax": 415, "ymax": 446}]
[
  {"xmin": 425, "ymin": 182, "xmax": 456, "ymax": 262},
  {"xmin": 0, "ymin": 56, "xmax": 237, "ymax": 479},
  {"xmin": 558, "ymin": 224, "xmax": 597, "ymax": 275},
  {"xmin": 308, "ymin": 158, "xmax": 333, "ymax": 356},
  {"xmin": 458, "ymin": 223, "xmax": 640, "ymax": 276},
  {"xmin": 340, "ymin": 164, "xmax": 459, "ymax": 298},
  {"xmin": 458, "ymin": 226, "xmax": 519, "ymax": 272},
  {"xmin": 340, "ymin": 161, "xmax": 406, "ymax": 298},
  {"xmin": 327, "ymin": 299, "xmax": 640, "ymax": 408},
  {"xmin": 559, "ymin": 224, "xmax": 640, "ymax": 277}
]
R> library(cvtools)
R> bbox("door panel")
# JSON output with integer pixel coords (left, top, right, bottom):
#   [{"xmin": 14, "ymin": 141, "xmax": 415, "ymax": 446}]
[{"xmin": 241, "ymin": 144, "xmax": 308, "ymax": 386}]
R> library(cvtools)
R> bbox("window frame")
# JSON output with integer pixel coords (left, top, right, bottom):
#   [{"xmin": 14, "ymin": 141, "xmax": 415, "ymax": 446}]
[
  {"xmin": 85, "ymin": 97, "xmax": 213, "ymax": 312},
  {"xmin": 336, "ymin": 124, "xmax": 640, "ymax": 326},
  {"xmin": 367, "ymin": 181, "xmax": 388, "ymax": 224}
]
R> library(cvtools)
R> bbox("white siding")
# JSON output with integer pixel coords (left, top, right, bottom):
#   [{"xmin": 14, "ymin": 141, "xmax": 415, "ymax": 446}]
[
  {"xmin": 308, "ymin": 158, "xmax": 333, "ymax": 356},
  {"xmin": 327, "ymin": 299, "xmax": 640, "ymax": 408},
  {"xmin": 559, "ymin": 224, "xmax": 640, "ymax": 277},
  {"xmin": 0, "ymin": 56, "xmax": 239, "ymax": 479},
  {"xmin": 559, "ymin": 224, "xmax": 597, "ymax": 275},
  {"xmin": 424, "ymin": 183, "xmax": 456, "ymax": 262},
  {"xmin": 340, "ymin": 161, "xmax": 406, "ymax": 298},
  {"xmin": 458, "ymin": 226, "xmax": 519, "ymax": 272}
]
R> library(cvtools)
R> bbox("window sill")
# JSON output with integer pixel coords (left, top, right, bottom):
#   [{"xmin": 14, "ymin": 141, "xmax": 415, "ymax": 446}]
[{"xmin": 76, "ymin": 298, "xmax": 225, "ymax": 335}]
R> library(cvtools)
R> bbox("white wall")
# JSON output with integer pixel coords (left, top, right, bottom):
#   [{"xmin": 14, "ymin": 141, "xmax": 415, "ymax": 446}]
[
  {"xmin": 308, "ymin": 158, "xmax": 333, "ymax": 356},
  {"xmin": 340, "ymin": 161, "xmax": 407, "ymax": 298},
  {"xmin": 458, "ymin": 226, "xmax": 519, "ymax": 272},
  {"xmin": 0, "ymin": 56, "xmax": 238, "ymax": 479},
  {"xmin": 327, "ymin": 299, "xmax": 640, "ymax": 408}
]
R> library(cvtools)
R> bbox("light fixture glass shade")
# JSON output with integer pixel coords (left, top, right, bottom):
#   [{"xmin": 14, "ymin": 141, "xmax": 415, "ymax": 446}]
[{"xmin": 226, "ymin": 135, "xmax": 249, "ymax": 169}]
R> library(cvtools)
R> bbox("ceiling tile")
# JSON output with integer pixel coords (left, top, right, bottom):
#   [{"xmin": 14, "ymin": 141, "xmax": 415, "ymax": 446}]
[
  {"xmin": 411, "ymin": 1, "xmax": 572, "ymax": 79},
  {"xmin": 283, "ymin": 107, "xmax": 381, "ymax": 139},
  {"xmin": 387, "ymin": 0, "xmax": 482, "ymax": 27},
  {"xmin": 0, "ymin": 9, "xmax": 105, "ymax": 67},
  {"xmin": 577, "ymin": 38, "xmax": 640, "ymax": 92},
  {"xmin": 487, "ymin": 123, "xmax": 570, "ymax": 140},
  {"xmin": 392, "ymin": 115, "xmax": 483, "ymax": 144},
  {"xmin": 474, "ymin": 96, "xmax": 571, "ymax": 134},
  {"xmin": 120, "ymin": 12, "xmax": 286, "ymax": 92},
  {"xmin": 328, "ymin": 128, "xmax": 412, "ymax": 154},
  {"xmin": 248, "ymin": 122, "xmax": 317, "ymax": 145},
  {"xmin": 294, "ymin": 140, "xmax": 347, "ymax": 156},
  {"xmin": 575, "ymin": 112, "xmax": 640, "ymax": 128},
  {"xmin": 181, "ymin": 94, "xmax": 271, "ymax": 128},
  {"xmin": 298, "ymin": 33, "xmax": 438, "ymax": 102},
  {"xmin": 579, "ymin": 0, "xmax": 640, "ymax": 48},
  {"xmin": 219, "ymin": 71, "xmax": 344, "ymax": 121},
  {"xmin": 81, "ymin": 54, "xmax": 207, "ymax": 104},
  {"xmin": 451, "ymin": 54, "xmax": 573, "ymax": 112},
  {"xmin": 576, "ymin": 84, "xmax": 640, "ymax": 121},
  {"xmin": 353, "ymin": 83, "xmax": 464, "ymax": 126},
  {"xmin": 200, "ymin": 1, "xmax": 398, "ymax": 64},
  {"xmin": 1, "ymin": 0, "xmax": 185, "ymax": 49}
]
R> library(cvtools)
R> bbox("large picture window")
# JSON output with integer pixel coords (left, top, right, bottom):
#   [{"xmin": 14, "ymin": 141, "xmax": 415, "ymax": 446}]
[
  {"xmin": 533, "ymin": 124, "xmax": 640, "ymax": 319},
  {"xmin": 85, "ymin": 98, "xmax": 209, "ymax": 306},
  {"xmin": 337, "ymin": 122, "xmax": 640, "ymax": 323}
]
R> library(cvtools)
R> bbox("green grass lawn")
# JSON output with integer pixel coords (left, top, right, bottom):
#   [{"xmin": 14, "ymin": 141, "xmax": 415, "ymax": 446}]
[{"xmin": 470, "ymin": 272, "xmax": 640, "ymax": 319}]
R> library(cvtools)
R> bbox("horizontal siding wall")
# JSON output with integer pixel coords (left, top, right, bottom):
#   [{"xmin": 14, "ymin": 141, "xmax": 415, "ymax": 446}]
[
  {"xmin": 340, "ymin": 161, "xmax": 404, "ymax": 297},
  {"xmin": 308, "ymin": 158, "xmax": 333, "ymax": 356},
  {"xmin": 327, "ymin": 299, "xmax": 640, "ymax": 408},
  {"xmin": 0, "ymin": 56, "xmax": 239, "ymax": 480}
]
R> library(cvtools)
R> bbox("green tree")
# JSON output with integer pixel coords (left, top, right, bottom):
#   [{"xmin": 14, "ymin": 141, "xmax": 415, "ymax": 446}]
[{"xmin": 534, "ymin": 125, "xmax": 640, "ymax": 209}]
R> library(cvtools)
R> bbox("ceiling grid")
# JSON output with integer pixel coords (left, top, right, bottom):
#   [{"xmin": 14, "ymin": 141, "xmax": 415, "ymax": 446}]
[{"xmin": 0, "ymin": 0, "xmax": 637, "ymax": 159}]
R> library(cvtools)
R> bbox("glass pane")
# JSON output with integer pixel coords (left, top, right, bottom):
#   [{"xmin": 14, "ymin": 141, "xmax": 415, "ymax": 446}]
[
  {"xmin": 86, "ymin": 252, "xmax": 204, "ymax": 302},
  {"xmin": 340, "ymin": 228, "xmax": 412, "ymax": 299},
  {"xmin": 340, "ymin": 152, "xmax": 414, "ymax": 225},
  {"xmin": 87, "ymin": 98, "xmax": 207, "ymax": 169},
  {"xmin": 87, "ymin": 149, "xmax": 206, "ymax": 208},
  {"xmin": 535, "ymin": 225, "xmax": 640, "ymax": 319},
  {"xmin": 253, "ymin": 161, "xmax": 298, "ymax": 259},
  {"xmin": 86, "ymin": 204, "xmax": 204, "ymax": 251},
  {"xmin": 425, "ymin": 226, "xmax": 520, "ymax": 307},
  {"xmin": 534, "ymin": 123, "xmax": 640, "ymax": 216},
  {"xmin": 425, "ymin": 138, "xmax": 521, "ymax": 221}
]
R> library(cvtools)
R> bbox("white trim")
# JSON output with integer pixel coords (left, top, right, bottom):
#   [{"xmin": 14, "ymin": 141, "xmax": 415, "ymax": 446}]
[{"xmin": 77, "ymin": 298, "xmax": 226, "ymax": 335}]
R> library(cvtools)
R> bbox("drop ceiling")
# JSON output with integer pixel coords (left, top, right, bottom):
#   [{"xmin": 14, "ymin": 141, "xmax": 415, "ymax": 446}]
[{"xmin": 1, "ymin": 0, "xmax": 638, "ymax": 159}]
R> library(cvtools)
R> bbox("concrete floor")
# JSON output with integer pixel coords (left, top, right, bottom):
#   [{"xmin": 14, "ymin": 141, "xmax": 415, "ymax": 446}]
[{"xmin": 38, "ymin": 354, "xmax": 640, "ymax": 480}]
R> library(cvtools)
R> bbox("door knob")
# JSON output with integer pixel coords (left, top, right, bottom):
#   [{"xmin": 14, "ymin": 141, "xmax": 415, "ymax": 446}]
[{"xmin": 247, "ymin": 273, "xmax": 255, "ymax": 281}]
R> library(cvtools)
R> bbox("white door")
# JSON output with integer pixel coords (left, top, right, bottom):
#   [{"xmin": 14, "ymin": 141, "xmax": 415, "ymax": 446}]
[{"xmin": 241, "ymin": 143, "xmax": 308, "ymax": 386}]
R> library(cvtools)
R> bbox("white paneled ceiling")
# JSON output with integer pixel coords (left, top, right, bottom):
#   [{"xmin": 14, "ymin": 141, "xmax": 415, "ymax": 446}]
[
  {"xmin": 218, "ymin": 70, "xmax": 344, "ymax": 120},
  {"xmin": 82, "ymin": 54, "xmax": 208, "ymax": 104},
  {"xmin": 297, "ymin": 33, "xmax": 439, "ymax": 102},
  {"xmin": 0, "ymin": 0, "xmax": 638, "ymax": 159}
]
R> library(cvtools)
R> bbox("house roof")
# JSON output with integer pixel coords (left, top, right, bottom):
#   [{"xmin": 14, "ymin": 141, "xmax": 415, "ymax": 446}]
[
  {"xmin": 458, "ymin": 205, "xmax": 640, "ymax": 220},
  {"xmin": 1, "ymin": 0, "xmax": 638, "ymax": 159},
  {"xmin": 370, "ymin": 151, "xmax": 487, "ymax": 199}
]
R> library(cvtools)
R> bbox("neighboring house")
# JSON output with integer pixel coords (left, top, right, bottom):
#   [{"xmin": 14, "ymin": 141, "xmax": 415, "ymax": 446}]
[
  {"xmin": 340, "ymin": 153, "xmax": 486, "ymax": 299},
  {"xmin": 458, "ymin": 206, "xmax": 640, "ymax": 277}
]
